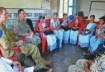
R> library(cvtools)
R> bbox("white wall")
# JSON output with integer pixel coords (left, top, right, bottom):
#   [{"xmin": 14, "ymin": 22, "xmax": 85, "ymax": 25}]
[
  {"xmin": 50, "ymin": 0, "xmax": 58, "ymax": 18},
  {"xmin": 0, "ymin": 0, "xmax": 58, "ymax": 18},
  {"xmin": 0, "ymin": 0, "xmax": 41, "ymax": 8},
  {"xmin": 80, "ymin": 0, "xmax": 105, "ymax": 16}
]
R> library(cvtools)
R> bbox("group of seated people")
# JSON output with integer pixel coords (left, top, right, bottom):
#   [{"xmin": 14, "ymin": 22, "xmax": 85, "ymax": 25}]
[
  {"xmin": 1, "ymin": 6, "xmax": 105, "ymax": 72},
  {"xmin": 36, "ymin": 10, "xmax": 105, "ymax": 54},
  {"xmin": 67, "ymin": 9, "xmax": 105, "ymax": 72},
  {"xmin": 35, "ymin": 8, "xmax": 105, "ymax": 72},
  {"xmin": 0, "ymin": 7, "xmax": 53, "ymax": 72},
  {"xmin": 35, "ymin": 11, "xmax": 84, "ymax": 51}
]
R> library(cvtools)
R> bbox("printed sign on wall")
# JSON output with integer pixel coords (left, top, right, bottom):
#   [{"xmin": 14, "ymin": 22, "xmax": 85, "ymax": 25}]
[
  {"xmin": 5, "ymin": 8, "xmax": 48, "ymax": 30},
  {"xmin": 42, "ymin": 0, "xmax": 50, "ymax": 9}
]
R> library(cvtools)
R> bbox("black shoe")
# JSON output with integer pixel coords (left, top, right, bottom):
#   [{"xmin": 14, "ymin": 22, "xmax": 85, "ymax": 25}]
[
  {"xmin": 34, "ymin": 67, "xmax": 52, "ymax": 72},
  {"xmin": 34, "ymin": 68, "xmax": 48, "ymax": 72}
]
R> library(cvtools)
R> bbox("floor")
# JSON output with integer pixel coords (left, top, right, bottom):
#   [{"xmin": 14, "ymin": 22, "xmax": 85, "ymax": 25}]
[{"xmin": 42, "ymin": 44, "xmax": 84, "ymax": 72}]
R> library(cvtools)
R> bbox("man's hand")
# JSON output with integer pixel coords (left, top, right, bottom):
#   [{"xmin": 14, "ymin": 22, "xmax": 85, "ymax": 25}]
[
  {"xmin": 84, "ymin": 61, "xmax": 89, "ymax": 68},
  {"xmin": 19, "ymin": 66, "xmax": 24, "ymax": 72},
  {"xmin": 84, "ymin": 60, "xmax": 93, "ymax": 68},
  {"xmin": 84, "ymin": 60, "xmax": 92, "ymax": 72},
  {"xmin": 12, "ymin": 61, "xmax": 21, "ymax": 67},
  {"xmin": 16, "ymin": 40, "xmax": 23, "ymax": 45}
]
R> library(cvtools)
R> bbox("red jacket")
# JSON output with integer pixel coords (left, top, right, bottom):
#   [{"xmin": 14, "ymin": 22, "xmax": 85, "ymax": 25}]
[{"xmin": 68, "ymin": 18, "xmax": 85, "ymax": 30}]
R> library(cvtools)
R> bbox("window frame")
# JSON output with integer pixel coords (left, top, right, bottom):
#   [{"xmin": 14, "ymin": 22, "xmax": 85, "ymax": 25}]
[
  {"xmin": 68, "ymin": 0, "xmax": 78, "ymax": 16},
  {"xmin": 58, "ymin": 0, "xmax": 78, "ymax": 17}
]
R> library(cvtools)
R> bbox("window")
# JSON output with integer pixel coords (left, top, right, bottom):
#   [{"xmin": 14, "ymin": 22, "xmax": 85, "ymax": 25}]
[
  {"xmin": 59, "ymin": 0, "xmax": 63, "ymax": 18},
  {"xmin": 69, "ymin": 0, "xmax": 73, "ymax": 6},
  {"xmin": 58, "ymin": 0, "xmax": 68, "ymax": 18},
  {"xmin": 59, "ymin": 0, "xmax": 78, "ymax": 17},
  {"xmin": 64, "ymin": 0, "xmax": 68, "ymax": 13},
  {"xmin": 68, "ymin": 0, "xmax": 78, "ymax": 16},
  {"xmin": 69, "ymin": 7, "xmax": 73, "ymax": 15}
]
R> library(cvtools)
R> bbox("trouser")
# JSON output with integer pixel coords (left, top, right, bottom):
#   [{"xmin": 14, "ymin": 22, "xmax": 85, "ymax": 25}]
[
  {"xmin": 97, "ymin": 44, "xmax": 105, "ymax": 52},
  {"xmin": 15, "ymin": 53, "xmax": 35, "ymax": 68},
  {"xmin": 19, "ymin": 43, "xmax": 45, "ymax": 68}
]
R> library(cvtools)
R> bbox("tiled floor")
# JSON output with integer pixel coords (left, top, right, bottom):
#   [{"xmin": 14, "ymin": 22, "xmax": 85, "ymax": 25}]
[{"xmin": 43, "ymin": 44, "xmax": 84, "ymax": 72}]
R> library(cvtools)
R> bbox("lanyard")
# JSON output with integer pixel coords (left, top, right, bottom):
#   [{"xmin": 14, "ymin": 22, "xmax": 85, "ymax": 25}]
[
  {"xmin": 54, "ymin": 22, "xmax": 57, "ymax": 28},
  {"xmin": 39, "ymin": 23, "xmax": 46, "ymax": 32},
  {"xmin": 39, "ymin": 23, "xmax": 43, "ymax": 31}
]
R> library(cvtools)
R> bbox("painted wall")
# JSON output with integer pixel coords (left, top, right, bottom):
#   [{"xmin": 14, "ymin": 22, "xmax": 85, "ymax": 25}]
[
  {"xmin": 50, "ymin": 0, "xmax": 58, "ymax": 18},
  {"xmin": 0, "ymin": 0, "xmax": 59, "ymax": 30},
  {"xmin": 79, "ymin": 0, "xmax": 105, "ymax": 16},
  {"xmin": 0, "ymin": 0, "xmax": 58, "ymax": 18},
  {"xmin": 0, "ymin": 0, "xmax": 50, "ymax": 30},
  {"xmin": 0, "ymin": 0, "xmax": 41, "ymax": 8}
]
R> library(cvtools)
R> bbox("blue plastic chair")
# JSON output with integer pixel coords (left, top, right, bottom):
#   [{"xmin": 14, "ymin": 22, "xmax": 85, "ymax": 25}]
[{"xmin": 68, "ymin": 15, "xmax": 75, "ymax": 21}]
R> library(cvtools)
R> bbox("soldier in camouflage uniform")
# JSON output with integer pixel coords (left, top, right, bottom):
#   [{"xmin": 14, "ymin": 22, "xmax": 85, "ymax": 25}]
[
  {"xmin": 0, "ymin": 7, "xmax": 47, "ymax": 69},
  {"xmin": 13, "ymin": 9, "xmax": 41, "ymax": 45}
]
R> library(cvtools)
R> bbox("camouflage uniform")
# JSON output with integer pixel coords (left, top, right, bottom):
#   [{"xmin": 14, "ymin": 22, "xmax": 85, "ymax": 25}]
[
  {"xmin": 0, "ymin": 24, "xmax": 45, "ymax": 68},
  {"xmin": 14, "ymin": 19, "xmax": 41, "ymax": 45},
  {"xmin": 68, "ymin": 54, "xmax": 105, "ymax": 72}
]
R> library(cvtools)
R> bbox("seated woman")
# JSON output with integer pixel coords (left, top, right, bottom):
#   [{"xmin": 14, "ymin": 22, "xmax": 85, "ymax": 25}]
[
  {"xmin": 50, "ymin": 12, "xmax": 63, "ymax": 48},
  {"xmin": 37, "ymin": 16, "xmax": 57, "ymax": 51},
  {"xmin": 89, "ymin": 16, "xmax": 105, "ymax": 53},
  {"xmin": 78, "ymin": 15, "xmax": 96, "ymax": 48},
  {"xmin": 68, "ymin": 12, "xmax": 84, "ymax": 44},
  {"xmin": 61, "ymin": 13, "xmax": 70, "ymax": 44}
]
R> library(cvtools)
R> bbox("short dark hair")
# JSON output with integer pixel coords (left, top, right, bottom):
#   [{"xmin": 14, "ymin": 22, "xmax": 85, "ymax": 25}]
[
  {"xmin": 0, "ymin": 7, "xmax": 6, "ymax": 15},
  {"xmin": 63, "ymin": 13, "xmax": 67, "ymax": 16},
  {"xmin": 76, "ymin": 11, "xmax": 84, "ymax": 16},
  {"xmin": 90, "ymin": 15, "xmax": 95, "ymax": 19},
  {"xmin": 18, "ymin": 9, "xmax": 24, "ymax": 15},
  {"xmin": 39, "ymin": 16, "xmax": 45, "ymax": 20},
  {"xmin": 53, "ymin": 12, "xmax": 58, "ymax": 15}
]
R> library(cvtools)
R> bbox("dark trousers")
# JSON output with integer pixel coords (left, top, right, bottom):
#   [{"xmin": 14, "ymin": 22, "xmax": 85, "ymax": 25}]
[
  {"xmin": 15, "ymin": 53, "xmax": 36, "ymax": 68},
  {"xmin": 97, "ymin": 44, "xmax": 105, "ymax": 52}
]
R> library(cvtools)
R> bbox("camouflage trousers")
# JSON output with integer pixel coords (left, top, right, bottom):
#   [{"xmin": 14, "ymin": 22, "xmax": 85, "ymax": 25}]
[
  {"xmin": 19, "ymin": 43, "xmax": 45, "ymax": 68},
  {"xmin": 68, "ymin": 59, "xmax": 86, "ymax": 72},
  {"xmin": 26, "ymin": 35, "xmax": 41, "ymax": 45}
]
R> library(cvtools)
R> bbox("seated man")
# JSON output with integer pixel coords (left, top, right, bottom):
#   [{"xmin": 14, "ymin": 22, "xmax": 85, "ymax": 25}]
[
  {"xmin": 68, "ymin": 53, "xmax": 105, "ymax": 72},
  {"xmin": 0, "ymin": 29, "xmax": 35, "ymax": 72},
  {"xmin": 0, "ymin": 7, "xmax": 52, "ymax": 72},
  {"xmin": 0, "ymin": 52, "xmax": 52, "ymax": 72},
  {"xmin": 0, "ymin": 55, "xmax": 21, "ymax": 72},
  {"xmin": 14, "ymin": 9, "xmax": 41, "ymax": 45},
  {"xmin": 15, "ymin": 53, "xmax": 53, "ymax": 72}
]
